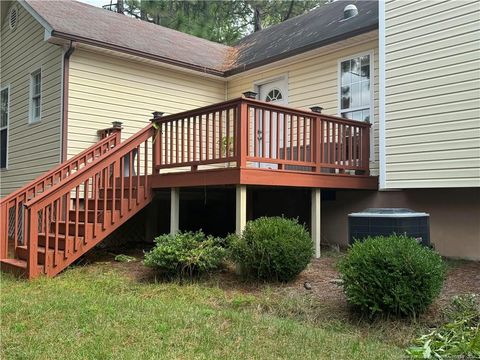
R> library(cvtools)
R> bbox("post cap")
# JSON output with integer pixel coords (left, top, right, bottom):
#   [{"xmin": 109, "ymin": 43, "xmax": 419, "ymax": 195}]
[
  {"xmin": 151, "ymin": 111, "xmax": 164, "ymax": 121},
  {"xmin": 310, "ymin": 106, "xmax": 324, "ymax": 114},
  {"xmin": 111, "ymin": 121, "xmax": 123, "ymax": 129},
  {"xmin": 242, "ymin": 91, "xmax": 257, "ymax": 99}
]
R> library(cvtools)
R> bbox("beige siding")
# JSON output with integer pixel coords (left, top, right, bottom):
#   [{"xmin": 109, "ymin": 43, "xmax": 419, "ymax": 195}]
[
  {"xmin": 384, "ymin": 0, "xmax": 480, "ymax": 188},
  {"xmin": 227, "ymin": 34, "xmax": 380, "ymax": 176},
  {"xmin": 67, "ymin": 48, "xmax": 226, "ymax": 158},
  {"xmin": 0, "ymin": 3, "xmax": 63, "ymax": 197}
]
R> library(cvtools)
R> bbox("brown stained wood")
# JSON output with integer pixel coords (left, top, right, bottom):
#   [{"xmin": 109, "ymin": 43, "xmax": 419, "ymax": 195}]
[{"xmin": 1, "ymin": 98, "xmax": 372, "ymax": 279}]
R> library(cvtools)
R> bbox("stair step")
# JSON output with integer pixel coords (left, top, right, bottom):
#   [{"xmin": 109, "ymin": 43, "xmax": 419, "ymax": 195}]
[
  {"xmin": 50, "ymin": 221, "xmax": 86, "ymax": 236},
  {"xmin": 68, "ymin": 209, "xmax": 116, "ymax": 223},
  {"xmin": 16, "ymin": 245, "xmax": 65, "ymax": 265},
  {"xmin": 38, "ymin": 233, "xmax": 83, "ymax": 250},
  {"xmin": 0, "ymin": 258, "xmax": 43, "ymax": 277},
  {"xmin": 99, "ymin": 187, "xmax": 139, "ymax": 198},
  {"xmin": 87, "ymin": 198, "xmax": 124, "ymax": 210}
]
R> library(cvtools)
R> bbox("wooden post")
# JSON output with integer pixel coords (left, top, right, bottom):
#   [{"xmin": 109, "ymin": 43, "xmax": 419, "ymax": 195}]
[
  {"xmin": 311, "ymin": 188, "xmax": 321, "ymax": 258},
  {"xmin": 237, "ymin": 102, "xmax": 248, "ymax": 168},
  {"xmin": 235, "ymin": 185, "xmax": 247, "ymax": 235},
  {"xmin": 170, "ymin": 188, "xmax": 180, "ymax": 235}
]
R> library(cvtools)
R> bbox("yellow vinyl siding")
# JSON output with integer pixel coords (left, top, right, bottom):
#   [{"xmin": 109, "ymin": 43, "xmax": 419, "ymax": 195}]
[
  {"xmin": 384, "ymin": 0, "xmax": 480, "ymax": 188},
  {"xmin": 227, "ymin": 34, "xmax": 380, "ymax": 176},
  {"xmin": 67, "ymin": 48, "xmax": 226, "ymax": 159},
  {"xmin": 0, "ymin": 4, "xmax": 63, "ymax": 197}
]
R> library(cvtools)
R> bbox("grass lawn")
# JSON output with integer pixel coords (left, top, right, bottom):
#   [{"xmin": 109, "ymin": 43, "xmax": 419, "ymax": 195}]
[{"xmin": 1, "ymin": 251, "xmax": 478, "ymax": 359}]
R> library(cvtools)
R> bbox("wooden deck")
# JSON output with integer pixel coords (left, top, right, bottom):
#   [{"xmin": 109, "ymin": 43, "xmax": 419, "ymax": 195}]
[{"xmin": 150, "ymin": 97, "xmax": 377, "ymax": 190}]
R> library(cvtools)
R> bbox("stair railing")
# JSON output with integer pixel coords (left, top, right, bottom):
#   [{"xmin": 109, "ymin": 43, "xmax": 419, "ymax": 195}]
[
  {"xmin": 0, "ymin": 126, "xmax": 122, "ymax": 259},
  {"xmin": 22, "ymin": 124, "xmax": 154, "ymax": 278}
]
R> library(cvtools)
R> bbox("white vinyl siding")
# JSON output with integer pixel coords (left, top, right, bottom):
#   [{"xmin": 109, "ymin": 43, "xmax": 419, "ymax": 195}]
[
  {"xmin": 0, "ymin": 3, "xmax": 63, "ymax": 197},
  {"xmin": 384, "ymin": 0, "xmax": 480, "ymax": 188},
  {"xmin": 227, "ymin": 33, "xmax": 380, "ymax": 176},
  {"xmin": 67, "ymin": 47, "xmax": 226, "ymax": 159}
]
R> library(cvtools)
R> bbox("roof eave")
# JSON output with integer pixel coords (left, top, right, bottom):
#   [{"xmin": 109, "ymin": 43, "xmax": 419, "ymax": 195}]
[
  {"xmin": 49, "ymin": 30, "xmax": 226, "ymax": 77},
  {"xmin": 224, "ymin": 23, "xmax": 379, "ymax": 77}
]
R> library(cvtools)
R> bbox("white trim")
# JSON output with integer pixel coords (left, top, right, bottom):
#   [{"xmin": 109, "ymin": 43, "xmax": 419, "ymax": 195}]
[
  {"xmin": 59, "ymin": 47, "xmax": 65, "ymax": 163},
  {"xmin": 28, "ymin": 68, "xmax": 42, "ymax": 125},
  {"xmin": 18, "ymin": 0, "xmax": 54, "ymax": 34},
  {"xmin": 0, "ymin": 84, "xmax": 11, "ymax": 171},
  {"xmin": 379, "ymin": 0, "xmax": 387, "ymax": 190},
  {"xmin": 337, "ymin": 49, "xmax": 375, "ymax": 162}
]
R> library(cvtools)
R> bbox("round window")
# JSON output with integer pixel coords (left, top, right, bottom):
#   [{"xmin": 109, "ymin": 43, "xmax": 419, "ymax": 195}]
[
  {"xmin": 265, "ymin": 88, "xmax": 283, "ymax": 102},
  {"xmin": 9, "ymin": 6, "xmax": 18, "ymax": 31}
]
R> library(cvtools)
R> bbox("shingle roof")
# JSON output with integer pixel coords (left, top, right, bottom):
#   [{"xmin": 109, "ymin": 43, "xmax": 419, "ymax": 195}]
[
  {"xmin": 25, "ymin": 0, "xmax": 231, "ymax": 74},
  {"xmin": 228, "ymin": 1, "xmax": 378, "ymax": 75},
  {"xmin": 24, "ymin": 0, "xmax": 378, "ymax": 76}
]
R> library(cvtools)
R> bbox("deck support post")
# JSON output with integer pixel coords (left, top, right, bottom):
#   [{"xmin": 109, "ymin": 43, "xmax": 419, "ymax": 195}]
[
  {"xmin": 170, "ymin": 188, "xmax": 180, "ymax": 235},
  {"xmin": 235, "ymin": 185, "xmax": 247, "ymax": 235},
  {"xmin": 311, "ymin": 188, "xmax": 321, "ymax": 258}
]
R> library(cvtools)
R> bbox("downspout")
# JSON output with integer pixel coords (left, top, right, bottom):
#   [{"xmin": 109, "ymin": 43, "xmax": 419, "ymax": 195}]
[{"xmin": 61, "ymin": 40, "xmax": 76, "ymax": 162}]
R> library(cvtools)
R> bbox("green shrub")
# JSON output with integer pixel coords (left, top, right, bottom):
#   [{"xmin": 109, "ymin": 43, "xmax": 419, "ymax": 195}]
[
  {"xmin": 338, "ymin": 235, "xmax": 446, "ymax": 318},
  {"xmin": 229, "ymin": 217, "xmax": 313, "ymax": 282},
  {"xmin": 407, "ymin": 294, "xmax": 480, "ymax": 359},
  {"xmin": 144, "ymin": 231, "xmax": 226, "ymax": 278}
]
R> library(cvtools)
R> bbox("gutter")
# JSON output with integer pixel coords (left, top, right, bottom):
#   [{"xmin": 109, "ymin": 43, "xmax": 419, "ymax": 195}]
[
  {"xmin": 51, "ymin": 31, "xmax": 225, "ymax": 77},
  {"xmin": 61, "ymin": 40, "xmax": 76, "ymax": 162},
  {"xmin": 224, "ymin": 24, "xmax": 379, "ymax": 77}
]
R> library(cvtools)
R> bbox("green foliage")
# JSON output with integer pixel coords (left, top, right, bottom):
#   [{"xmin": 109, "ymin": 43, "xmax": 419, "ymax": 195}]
[
  {"xmin": 229, "ymin": 217, "xmax": 313, "ymax": 282},
  {"xmin": 407, "ymin": 294, "xmax": 480, "ymax": 359},
  {"xmin": 114, "ymin": 254, "xmax": 136, "ymax": 263},
  {"xmin": 338, "ymin": 235, "xmax": 446, "ymax": 318},
  {"xmin": 121, "ymin": 0, "xmax": 327, "ymax": 45},
  {"xmin": 144, "ymin": 231, "xmax": 226, "ymax": 278}
]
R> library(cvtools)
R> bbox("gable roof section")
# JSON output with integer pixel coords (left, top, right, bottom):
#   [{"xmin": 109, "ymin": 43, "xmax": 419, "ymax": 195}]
[
  {"xmin": 23, "ymin": 0, "xmax": 230, "ymax": 75},
  {"xmin": 228, "ymin": 0, "xmax": 378, "ymax": 75},
  {"xmin": 22, "ymin": 0, "xmax": 378, "ymax": 77}
]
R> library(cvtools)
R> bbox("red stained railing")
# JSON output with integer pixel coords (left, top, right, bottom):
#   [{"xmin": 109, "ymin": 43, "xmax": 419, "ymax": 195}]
[
  {"xmin": 0, "ymin": 128, "xmax": 121, "ymax": 259},
  {"xmin": 152, "ymin": 97, "xmax": 370, "ymax": 175},
  {"xmin": 22, "ymin": 125, "xmax": 154, "ymax": 278}
]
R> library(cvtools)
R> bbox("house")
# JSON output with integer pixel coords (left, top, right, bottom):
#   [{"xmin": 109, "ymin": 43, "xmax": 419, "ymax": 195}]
[{"xmin": 0, "ymin": 0, "xmax": 478, "ymax": 278}]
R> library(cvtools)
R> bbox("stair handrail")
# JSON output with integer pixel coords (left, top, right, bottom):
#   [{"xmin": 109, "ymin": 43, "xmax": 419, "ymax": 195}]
[
  {"xmin": 21, "ymin": 124, "xmax": 154, "ymax": 277},
  {"xmin": 23, "ymin": 124, "xmax": 154, "ymax": 209},
  {"xmin": 0, "ymin": 128, "xmax": 121, "ymax": 259},
  {"xmin": 0, "ymin": 129, "xmax": 121, "ymax": 207}
]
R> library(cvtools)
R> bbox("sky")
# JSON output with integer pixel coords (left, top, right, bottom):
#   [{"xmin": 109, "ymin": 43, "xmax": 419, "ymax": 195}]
[{"xmin": 77, "ymin": 0, "xmax": 105, "ymax": 8}]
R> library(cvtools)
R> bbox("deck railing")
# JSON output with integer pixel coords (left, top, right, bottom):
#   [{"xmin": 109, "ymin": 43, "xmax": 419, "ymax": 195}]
[
  {"xmin": 152, "ymin": 97, "xmax": 370, "ymax": 175},
  {"xmin": 0, "ymin": 128, "xmax": 121, "ymax": 259}
]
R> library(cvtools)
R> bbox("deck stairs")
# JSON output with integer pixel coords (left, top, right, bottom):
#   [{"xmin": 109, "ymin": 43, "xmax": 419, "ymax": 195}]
[{"xmin": 0, "ymin": 124, "xmax": 155, "ymax": 278}]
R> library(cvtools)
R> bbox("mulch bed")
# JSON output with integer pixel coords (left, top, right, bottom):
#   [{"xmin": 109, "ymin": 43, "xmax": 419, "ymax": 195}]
[{"xmin": 83, "ymin": 246, "xmax": 480, "ymax": 308}]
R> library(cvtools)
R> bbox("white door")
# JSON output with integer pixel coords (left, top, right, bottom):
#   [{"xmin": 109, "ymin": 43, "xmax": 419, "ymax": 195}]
[{"xmin": 256, "ymin": 79, "xmax": 288, "ymax": 169}]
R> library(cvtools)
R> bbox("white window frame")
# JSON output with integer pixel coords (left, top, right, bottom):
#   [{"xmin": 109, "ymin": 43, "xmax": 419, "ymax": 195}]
[
  {"xmin": 337, "ymin": 50, "xmax": 375, "ymax": 161},
  {"xmin": 29, "ymin": 68, "xmax": 42, "ymax": 124},
  {"xmin": 1, "ymin": 84, "xmax": 10, "ymax": 170}
]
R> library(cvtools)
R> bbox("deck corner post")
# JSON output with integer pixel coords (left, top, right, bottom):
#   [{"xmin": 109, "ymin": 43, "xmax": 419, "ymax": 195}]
[
  {"xmin": 170, "ymin": 188, "xmax": 180, "ymax": 235},
  {"xmin": 311, "ymin": 188, "xmax": 321, "ymax": 258},
  {"xmin": 235, "ymin": 185, "xmax": 247, "ymax": 235},
  {"xmin": 237, "ymin": 102, "xmax": 248, "ymax": 168}
]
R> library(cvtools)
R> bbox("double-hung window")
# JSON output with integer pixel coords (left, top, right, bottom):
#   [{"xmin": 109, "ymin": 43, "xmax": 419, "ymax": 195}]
[
  {"xmin": 339, "ymin": 53, "xmax": 372, "ymax": 122},
  {"xmin": 1, "ymin": 86, "xmax": 9, "ymax": 169},
  {"xmin": 29, "ymin": 69, "xmax": 42, "ymax": 124}
]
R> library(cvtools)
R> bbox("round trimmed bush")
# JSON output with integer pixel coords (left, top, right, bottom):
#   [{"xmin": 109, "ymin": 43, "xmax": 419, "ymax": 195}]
[
  {"xmin": 144, "ymin": 231, "xmax": 226, "ymax": 278},
  {"xmin": 229, "ymin": 217, "xmax": 313, "ymax": 282},
  {"xmin": 338, "ymin": 235, "xmax": 446, "ymax": 318}
]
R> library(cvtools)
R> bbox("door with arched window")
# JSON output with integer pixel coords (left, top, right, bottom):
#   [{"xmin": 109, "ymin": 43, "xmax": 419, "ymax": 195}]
[{"xmin": 256, "ymin": 79, "xmax": 288, "ymax": 169}]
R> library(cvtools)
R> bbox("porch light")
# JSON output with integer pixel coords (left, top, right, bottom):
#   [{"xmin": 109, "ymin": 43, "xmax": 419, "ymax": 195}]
[
  {"xmin": 310, "ymin": 106, "xmax": 324, "ymax": 114},
  {"xmin": 151, "ymin": 111, "xmax": 164, "ymax": 121},
  {"xmin": 242, "ymin": 91, "xmax": 257, "ymax": 99}
]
